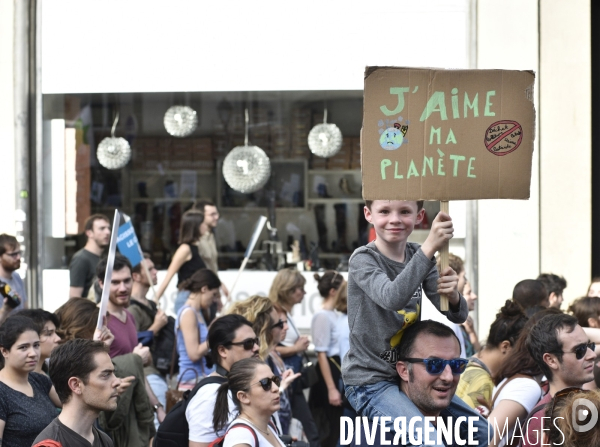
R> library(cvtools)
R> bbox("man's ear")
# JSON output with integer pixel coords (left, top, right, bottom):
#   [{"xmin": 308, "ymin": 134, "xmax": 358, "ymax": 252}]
[
  {"xmin": 131, "ymin": 272, "xmax": 141, "ymax": 283},
  {"xmin": 396, "ymin": 361, "xmax": 410, "ymax": 383},
  {"xmin": 542, "ymin": 352, "xmax": 560, "ymax": 371},
  {"xmin": 415, "ymin": 208, "xmax": 425, "ymax": 225},
  {"xmin": 68, "ymin": 376, "xmax": 83, "ymax": 395},
  {"xmin": 0, "ymin": 347, "xmax": 8, "ymax": 358}
]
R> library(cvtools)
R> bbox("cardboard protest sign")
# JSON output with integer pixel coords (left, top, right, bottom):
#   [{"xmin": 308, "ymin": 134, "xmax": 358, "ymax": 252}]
[{"xmin": 362, "ymin": 67, "xmax": 536, "ymax": 201}]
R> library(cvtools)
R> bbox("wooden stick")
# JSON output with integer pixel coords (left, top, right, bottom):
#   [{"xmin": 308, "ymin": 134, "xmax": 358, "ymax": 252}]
[{"xmin": 439, "ymin": 201, "xmax": 450, "ymax": 311}]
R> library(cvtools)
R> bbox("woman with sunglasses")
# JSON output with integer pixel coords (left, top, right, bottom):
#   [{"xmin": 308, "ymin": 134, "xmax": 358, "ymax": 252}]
[
  {"xmin": 176, "ymin": 268, "xmax": 221, "ymax": 387},
  {"xmin": 227, "ymin": 296, "xmax": 300, "ymax": 435},
  {"xmin": 309, "ymin": 271, "xmax": 345, "ymax": 447},
  {"xmin": 0, "ymin": 315, "xmax": 61, "ymax": 447},
  {"xmin": 269, "ymin": 269, "xmax": 320, "ymax": 447},
  {"xmin": 214, "ymin": 357, "xmax": 286, "ymax": 447},
  {"xmin": 487, "ymin": 309, "xmax": 557, "ymax": 447}
]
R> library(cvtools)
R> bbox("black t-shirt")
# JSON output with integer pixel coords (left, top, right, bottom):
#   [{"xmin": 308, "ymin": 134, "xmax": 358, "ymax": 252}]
[
  {"xmin": 69, "ymin": 248, "xmax": 101, "ymax": 297},
  {"xmin": 0, "ymin": 372, "xmax": 59, "ymax": 447},
  {"xmin": 33, "ymin": 417, "xmax": 113, "ymax": 447}
]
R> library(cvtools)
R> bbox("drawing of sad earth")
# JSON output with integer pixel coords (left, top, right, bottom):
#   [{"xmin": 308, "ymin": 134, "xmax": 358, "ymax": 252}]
[{"xmin": 379, "ymin": 117, "xmax": 409, "ymax": 150}]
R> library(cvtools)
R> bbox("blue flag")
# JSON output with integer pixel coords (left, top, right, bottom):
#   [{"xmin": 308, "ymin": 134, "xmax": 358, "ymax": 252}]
[{"xmin": 117, "ymin": 221, "xmax": 143, "ymax": 267}]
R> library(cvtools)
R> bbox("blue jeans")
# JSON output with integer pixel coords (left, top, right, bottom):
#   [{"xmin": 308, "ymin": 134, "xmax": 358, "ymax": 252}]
[
  {"xmin": 345, "ymin": 381, "xmax": 490, "ymax": 447},
  {"xmin": 147, "ymin": 373, "xmax": 168, "ymax": 430}
]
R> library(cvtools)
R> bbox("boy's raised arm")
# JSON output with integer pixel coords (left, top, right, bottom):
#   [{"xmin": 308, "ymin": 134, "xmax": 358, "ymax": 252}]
[{"xmin": 350, "ymin": 247, "xmax": 436, "ymax": 311}]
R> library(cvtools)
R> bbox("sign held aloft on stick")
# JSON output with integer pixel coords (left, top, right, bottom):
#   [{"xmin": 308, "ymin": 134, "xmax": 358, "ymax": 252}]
[{"xmin": 361, "ymin": 67, "xmax": 536, "ymax": 201}]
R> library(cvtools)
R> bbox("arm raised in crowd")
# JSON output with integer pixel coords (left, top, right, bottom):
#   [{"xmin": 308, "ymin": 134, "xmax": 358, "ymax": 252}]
[{"xmin": 154, "ymin": 244, "xmax": 192, "ymax": 303}]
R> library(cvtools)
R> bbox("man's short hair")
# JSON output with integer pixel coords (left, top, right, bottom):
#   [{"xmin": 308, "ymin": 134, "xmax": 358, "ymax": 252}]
[
  {"xmin": 396, "ymin": 320, "xmax": 460, "ymax": 361},
  {"xmin": 193, "ymin": 199, "xmax": 216, "ymax": 212},
  {"xmin": 49, "ymin": 339, "xmax": 109, "ymax": 404},
  {"xmin": 537, "ymin": 273, "xmax": 567, "ymax": 297},
  {"xmin": 96, "ymin": 253, "xmax": 132, "ymax": 281},
  {"xmin": 131, "ymin": 252, "xmax": 152, "ymax": 275},
  {"xmin": 364, "ymin": 200, "xmax": 424, "ymax": 212},
  {"xmin": 568, "ymin": 297, "xmax": 600, "ymax": 328},
  {"xmin": 0, "ymin": 234, "xmax": 18, "ymax": 256},
  {"xmin": 84, "ymin": 214, "xmax": 110, "ymax": 233},
  {"xmin": 512, "ymin": 279, "xmax": 548, "ymax": 310},
  {"xmin": 526, "ymin": 313, "xmax": 578, "ymax": 382}
]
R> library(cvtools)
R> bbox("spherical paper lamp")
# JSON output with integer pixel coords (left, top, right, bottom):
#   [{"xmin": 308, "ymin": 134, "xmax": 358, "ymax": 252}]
[
  {"xmin": 164, "ymin": 105, "xmax": 198, "ymax": 137},
  {"xmin": 223, "ymin": 145, "xmax": 271, "ymax": 194},
  {"xmin": 97, "ymin": 113, "xmax": 131, "ymax": 169},
  {"xmin": 308, "ymin": 122, "xmax": 343, "ymax": 157}
]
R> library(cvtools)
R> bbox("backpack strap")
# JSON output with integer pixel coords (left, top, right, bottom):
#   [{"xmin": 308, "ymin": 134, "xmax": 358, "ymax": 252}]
[
  {"xmin": 187, "ymin": 376, "xmax": 228, "ymax": 402},
  {"xmin": 226, "ymin": 423, "xmax": 260, "ymax": 447},
  {"xmin": 129, "ymin": 299, "xmax": 157, "ymax": 319}
]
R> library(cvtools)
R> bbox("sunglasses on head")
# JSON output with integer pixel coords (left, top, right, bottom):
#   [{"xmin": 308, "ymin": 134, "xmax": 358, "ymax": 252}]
[
  {"xmin": 401, "ymin": 357, "xmax": 468, "ymax": 375},
  {"xmin": 226, "ymin": 337, "xmax": 259, "ymax": 351},
  {"xmin": 271, "ymin": 319, "xmax": 285, "ymax": 330},
  {"xmin": 549, "ymin": 387, "xmax": 590, "ymax": 419},
  {"xmin": 562, "ymin": 342, "xmax": 595, "ymax": 360},
  {"xmin": 251, "ymin": 375, "xmax": 281, "ymax": 391}
]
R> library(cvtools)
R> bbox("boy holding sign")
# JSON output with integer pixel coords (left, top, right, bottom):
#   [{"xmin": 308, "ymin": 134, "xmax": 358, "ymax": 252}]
[{"xmin": 342, "ymin": 200, "xmax": 469, "ymax": 397}]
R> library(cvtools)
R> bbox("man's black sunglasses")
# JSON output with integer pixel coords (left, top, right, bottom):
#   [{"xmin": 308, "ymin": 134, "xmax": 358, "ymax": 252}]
[
  {"xmin": 271, "ymin": 319, "xmax": 285, "ymax": 330},
  {"xmin": 561, "ymin": 341, "xmax": 595, "ymax": 360},
  {"xmin": 226, "ymin": 337, "xmax": 260, "ymax": 351},
  {"xmin": 251, "ymin": 375, "xmax": 281, "ymax": 391},
  {"xmin": 400, "ymin": 357, "xmax": 468, "ymax": 375}
]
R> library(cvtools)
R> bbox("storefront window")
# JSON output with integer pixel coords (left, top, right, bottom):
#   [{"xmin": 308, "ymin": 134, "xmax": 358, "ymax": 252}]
[{"xmin": 42, "ymin": 90, "xmax": 440, "ymax": 273}]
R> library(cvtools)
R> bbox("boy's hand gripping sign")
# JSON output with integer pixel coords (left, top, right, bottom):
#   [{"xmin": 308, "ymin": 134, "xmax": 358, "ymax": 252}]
[{"xmin": 361, "ymin": 67, "xmax": 536, "ymax": 201}]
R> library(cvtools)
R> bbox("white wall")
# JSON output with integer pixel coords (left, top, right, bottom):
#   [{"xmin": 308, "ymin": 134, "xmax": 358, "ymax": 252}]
[
  {"xmin": 539, "ymin": 1, "xmax": 591, "ymax": 301},
  {"xmin": 476, "ymin": 0, "xmax": 540, "ymax": 339},
  {"xmin": 0, "ymin": 0, "xmax": 16, "ymax": 235},
  {"xmin": 41, "ymin": 0, "xmax": 472, "ymax": 93}
]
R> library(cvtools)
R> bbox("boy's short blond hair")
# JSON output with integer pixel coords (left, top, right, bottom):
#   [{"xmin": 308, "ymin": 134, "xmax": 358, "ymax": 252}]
[{"xmin": 365, "ymin": 200, "xmax": 424, "ymax": 211}]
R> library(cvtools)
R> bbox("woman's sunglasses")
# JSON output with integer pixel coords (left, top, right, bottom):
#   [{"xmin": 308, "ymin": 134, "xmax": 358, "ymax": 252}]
[
  {"xmin": 401, "ymin": 357, "xmax": 468, "ymax": 375},
  {"xmin": 251, "ymin": 375, "xmax": 281, "ymax": 391},
  {"xmin": 226, "ymin": 337, "xmax": 259, "ymax": 351},
  {"xmin": 271, "ymin": 319, "xmax": 285, "ymax": 330},
  {"xmin": 549, "ymin": 387, "xmax": 590, "ymax": 419},
  {"xmin": 561, "ymin": 342, "xmax": 595, "ymax": 360}
]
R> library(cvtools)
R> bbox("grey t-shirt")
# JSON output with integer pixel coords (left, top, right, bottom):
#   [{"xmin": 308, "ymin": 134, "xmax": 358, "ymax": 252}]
[
  {"xmin": 341, "ymin": 241, "xmax": 468, "ymax": 386},
  {"xmin": 69, "ymin": 248, "xmax": 100, "ymax": 298},
  {"xmin": 33, "ymin": 417, "xmax": 113, "ymax": 447},
  {"xmin": 0, "ymin": 271, "xmax": 26, "ymax": 310}
]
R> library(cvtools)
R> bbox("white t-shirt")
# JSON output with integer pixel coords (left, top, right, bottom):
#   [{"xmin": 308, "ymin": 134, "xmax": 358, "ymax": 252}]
[
  {"xmin": 281, "ymin": 312, "xmax": 299, "ymax": 347},
  {"xmin": 223, "ymin": 419, "xmax": 285, "ymax": 447},
  {"xmin": 311, "ymin": 309, "xmax": 340, "ymax": 356},
  {"xmin": 337, "ymin": 313, "xmax": 350, "ymax": 361},
  {"xmin": 491, "ymin": 377, "xmax": 542, "ymax": 447},
  {"xmin": 186, "ymin": 382, "xmax": 236, "ymax": 442}
]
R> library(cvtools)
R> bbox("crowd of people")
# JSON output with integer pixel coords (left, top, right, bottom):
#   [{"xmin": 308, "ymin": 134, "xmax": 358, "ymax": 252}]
[{"xmin": 0, "ymin": 198, "xmax": 600, "ymax": 447}]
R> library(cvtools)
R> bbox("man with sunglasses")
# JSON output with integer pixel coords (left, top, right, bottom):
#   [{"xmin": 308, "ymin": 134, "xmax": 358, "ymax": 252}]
[
  {"xmin": 522, "ymin": 313, "xmax": 596, "ymax": 447},
  {"xmin": 186, "ymin": 314, "xmax": 260, "ymax": 447},
  {"xmin": 391, "ymin": 320, "xmax": 489, "ymax": 446},
  {"xmin": 0, "ymin": 233, "xmax": 26, "ymax": 317}
]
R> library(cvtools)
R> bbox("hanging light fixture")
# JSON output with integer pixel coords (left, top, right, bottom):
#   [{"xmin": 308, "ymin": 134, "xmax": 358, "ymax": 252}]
[
  {"xmin": 97, "ymin": 113, "xmax": 131, "ymax": 170},
  {"xmin": 164, "ymin": 105, "xmax": 198, "ymax": 137},
  {"xmin": 308, "ymin": 107, "xmax": 343, "ymax": 158},
  {"xmin": 223, "ymin": 109, "xmax": 271, "ymax": 194}
]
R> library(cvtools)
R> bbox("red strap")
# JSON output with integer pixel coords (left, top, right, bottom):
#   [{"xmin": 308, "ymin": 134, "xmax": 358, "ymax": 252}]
[{"xmin": 32, "ymin": 441, "xmax": 63, "ymax": 447}]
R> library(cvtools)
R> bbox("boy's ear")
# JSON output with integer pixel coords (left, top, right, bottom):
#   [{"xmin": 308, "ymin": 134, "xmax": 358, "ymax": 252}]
[
  {"xmin": 364, "ymin": 206, "xmax": 372, "ymax": 223},
  {"xmin": 415, "ymin": 208, "xmax": 425, "ymax": 225}
]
